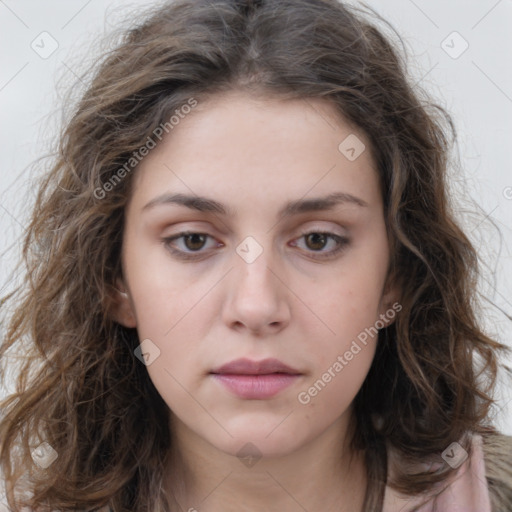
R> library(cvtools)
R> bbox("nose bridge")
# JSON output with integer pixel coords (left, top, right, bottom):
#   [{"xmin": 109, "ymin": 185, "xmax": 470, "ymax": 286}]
[
  {"xmin": 234, "ymin": 234, "xmax": 277, "ymax": 295},
  {"xmin": 223, "ymin": 233, "xmax": 290, "ymax": 332}
]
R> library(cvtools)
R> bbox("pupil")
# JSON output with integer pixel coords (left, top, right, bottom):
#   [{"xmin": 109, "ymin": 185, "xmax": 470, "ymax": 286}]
[
  {"xmin": 186, "ymin": 234, "xmax": 205, "ymax": 250},
  {"xmin": 307, "ymin": 233, "xmax": 326, "ymax": 250}
]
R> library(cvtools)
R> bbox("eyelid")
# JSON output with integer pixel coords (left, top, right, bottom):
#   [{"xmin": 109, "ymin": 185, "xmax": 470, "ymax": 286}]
[
  {"xmin": 291, "ymin": 230, "xmax": 350, "ymax": 260},
  {"xmin": 161, "ymin": 228, "xmax": 350, "ymax": 261}
]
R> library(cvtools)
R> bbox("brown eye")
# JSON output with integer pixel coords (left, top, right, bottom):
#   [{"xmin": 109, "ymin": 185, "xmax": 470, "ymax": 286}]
[
  {"xmin": 291, "ymin": 231, "xmax": 350, "ymax": 260},
  {"xmin": 182, "ymin": 233, "xmax": 207, "ymax": 251},
  {"xmin": 162, "ymin": 231, "xmax": 220, "ymax": 261},
  {"xmin": 304, "ymin": 233, "xmax": 329, "ymax": 251}
]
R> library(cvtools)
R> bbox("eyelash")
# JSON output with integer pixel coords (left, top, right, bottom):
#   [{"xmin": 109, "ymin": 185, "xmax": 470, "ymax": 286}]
[{"xmin": 161, "ymin": 230, "xmax": 350, "ymax": 261}]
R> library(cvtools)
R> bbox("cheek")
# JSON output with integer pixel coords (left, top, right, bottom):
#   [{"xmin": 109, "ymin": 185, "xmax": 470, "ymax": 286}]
[
  {"xmin": 291, "ymin": 253, "xmax": 386, "ymax": 406},
  {"xmin": 295, "ymin": 259, "xmax": 387, "ymax": 348},
  {"xmin": 123, "ymin": 244, "xmax": 213, "ymax": 398},
  {"xmin": 302, "ymin": 343, "xmax": 376, "ymax": 423},
  {"xmin": 145, "ymin": 357, "xmax": 206, "ymax": 432},
  {"xmin": 125, "ymin": 237, "xmax": 213, "ymax": 335},
  {"xmin": 295, "ymin": 290, "xmax": 379, "ymax": 417}
]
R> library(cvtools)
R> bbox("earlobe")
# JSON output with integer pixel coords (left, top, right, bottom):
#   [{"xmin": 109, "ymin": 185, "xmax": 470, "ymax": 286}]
[{"xmin": 108, "ymin": 278, "xmax": 137, "ymax": 328}]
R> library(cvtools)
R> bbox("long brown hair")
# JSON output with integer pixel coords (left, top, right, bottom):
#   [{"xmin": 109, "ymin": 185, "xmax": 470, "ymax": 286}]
[{"xmin": 0, "ymin": 0, "xmax": 509, "ymax": 510}]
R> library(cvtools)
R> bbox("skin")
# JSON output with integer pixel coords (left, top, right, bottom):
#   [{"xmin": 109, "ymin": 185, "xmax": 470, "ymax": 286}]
[{"xmin": 113, "ymin": 89, "xmax": 400, "ymax": 511}]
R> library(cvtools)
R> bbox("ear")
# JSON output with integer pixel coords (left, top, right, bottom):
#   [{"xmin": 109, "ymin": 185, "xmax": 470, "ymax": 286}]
[
  {"xmin": 378, "ymin": 271, "xmax": 402, "ymax": 328},
  {"xmin": 108, "ymin": 278, "xmax": 137, "ymax": 328}
]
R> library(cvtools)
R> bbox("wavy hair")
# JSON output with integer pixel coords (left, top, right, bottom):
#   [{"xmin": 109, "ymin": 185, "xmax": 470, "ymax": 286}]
[{"xmin": 0, "ymin": 0, "xmax": 509, "ymax": 510}]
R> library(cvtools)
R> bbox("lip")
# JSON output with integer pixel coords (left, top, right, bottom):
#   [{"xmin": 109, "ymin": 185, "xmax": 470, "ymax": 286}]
[
  {"xmin": 210, "ymin": 357, "xmax": 301, "ymax": 375},
  {"xmin": 210, "ymin": 358, "xmax": 302, "ymax": 399}
]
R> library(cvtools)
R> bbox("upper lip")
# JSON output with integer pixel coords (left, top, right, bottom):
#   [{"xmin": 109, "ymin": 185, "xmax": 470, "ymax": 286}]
[{"xmin": 210, "ymin": 358, "xmax": 302, "ymax": 375}]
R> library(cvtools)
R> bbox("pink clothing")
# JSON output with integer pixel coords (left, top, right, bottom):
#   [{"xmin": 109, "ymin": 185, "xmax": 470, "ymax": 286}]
[{"xmin": 383, "ymin": 434, "xmax": 492, "ymax": 512}]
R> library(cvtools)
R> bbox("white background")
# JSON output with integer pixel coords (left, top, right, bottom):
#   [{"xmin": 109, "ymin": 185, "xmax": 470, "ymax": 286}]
[{"xmin": 0, "ymin": 0, "xmax": 511, "ymax": 434}]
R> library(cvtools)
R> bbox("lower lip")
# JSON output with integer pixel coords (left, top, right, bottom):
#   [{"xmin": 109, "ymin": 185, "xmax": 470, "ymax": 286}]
[{"xmin": 211, "ymin": 373, "xmax": 301, "ymax": 399}]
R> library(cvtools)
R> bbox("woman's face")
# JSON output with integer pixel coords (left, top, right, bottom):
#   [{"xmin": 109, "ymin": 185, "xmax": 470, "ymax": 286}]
[{"xmin": 115, "ymin": 90, "xmax": 399, "ymax": 458}]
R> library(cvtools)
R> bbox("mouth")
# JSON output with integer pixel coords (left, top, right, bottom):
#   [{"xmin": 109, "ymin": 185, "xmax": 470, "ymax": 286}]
[
  {"xmin": 210, "ymin": 357, "xmax": 302, "ymax": 376},
  {"xmin": 210, "ymin": 358, "xmax": 303, "ymax": 399}
]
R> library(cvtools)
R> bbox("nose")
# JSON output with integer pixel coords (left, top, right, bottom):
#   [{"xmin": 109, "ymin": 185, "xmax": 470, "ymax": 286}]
[{"xmin": 221, "ymin": 240, "xmax": 291, "ymax": 336}]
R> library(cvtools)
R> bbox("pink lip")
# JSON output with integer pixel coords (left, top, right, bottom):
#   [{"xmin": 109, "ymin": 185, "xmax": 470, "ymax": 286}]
[
  {"xmin": 210, "ymin": 358, "xmax": 302, "ymax": 399},
  {"xmin": 211, "ymin": 357, "xmax": 301, "ymax": 375}
]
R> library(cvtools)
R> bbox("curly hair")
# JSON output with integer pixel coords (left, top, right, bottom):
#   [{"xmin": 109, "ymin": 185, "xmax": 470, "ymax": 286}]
[{"xmin": 0, "ymin": 0, "xmax": 509, "ymax": 510}]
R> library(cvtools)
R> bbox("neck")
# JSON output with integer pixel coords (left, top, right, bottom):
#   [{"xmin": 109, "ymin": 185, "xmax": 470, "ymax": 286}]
[{"xmin": 164, "ymin": 413, "xmax": 368, "ymax": 512}]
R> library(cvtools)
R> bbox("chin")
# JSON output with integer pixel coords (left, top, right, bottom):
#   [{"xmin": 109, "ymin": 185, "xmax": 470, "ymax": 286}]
[{"xmin": 203, "ymin": 422, "xmax": 307, "ymax": 460}]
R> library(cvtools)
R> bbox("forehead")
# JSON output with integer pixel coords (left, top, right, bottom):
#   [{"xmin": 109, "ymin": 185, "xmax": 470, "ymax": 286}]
[{"xmin": 129, "ymin": 90, "xmax": 380, "ymax": 214}]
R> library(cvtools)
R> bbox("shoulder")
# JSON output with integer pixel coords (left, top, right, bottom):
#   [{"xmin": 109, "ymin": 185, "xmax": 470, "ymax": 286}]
[
  {"xmin": 481, "ymin": 428, "xmax": 512, "ymax": 512},
  {"xmin": 383, "ymin": 430, "xmax": 506, "ymax": 512}
]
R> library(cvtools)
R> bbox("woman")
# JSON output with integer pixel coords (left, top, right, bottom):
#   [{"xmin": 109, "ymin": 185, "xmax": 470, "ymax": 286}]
[{"xmin": 1, "ymin": 0, "xmax": 511, "ymax": 510}]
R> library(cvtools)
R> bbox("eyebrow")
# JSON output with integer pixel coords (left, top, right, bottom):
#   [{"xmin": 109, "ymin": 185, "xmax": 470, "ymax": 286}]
[{"xmin": 142, "ymin": 191, "xmax": 368, "ymax": 218}]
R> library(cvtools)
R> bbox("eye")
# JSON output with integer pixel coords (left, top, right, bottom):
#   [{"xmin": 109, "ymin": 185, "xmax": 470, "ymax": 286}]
[
  {"xmin": 162, "ymin": 230, "xmax": 350, "ymax": 261},
  {"xmin": 290, "ymin": 231, "xmax": 350, "ymax": 259},
  {"xmin": 162, "ymin": 231, "xmax": 221, "ymax": 260}
]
